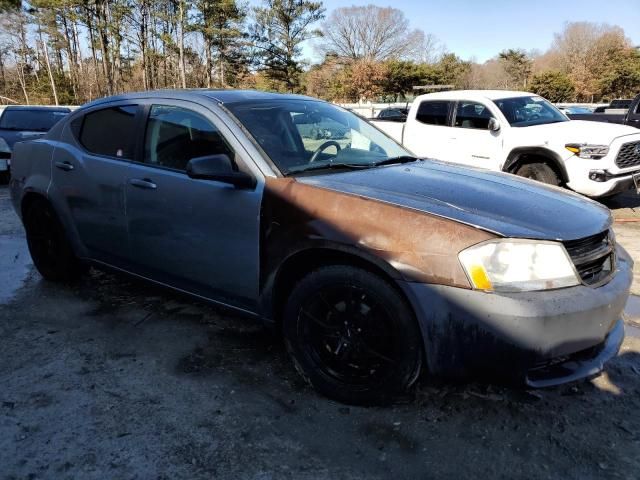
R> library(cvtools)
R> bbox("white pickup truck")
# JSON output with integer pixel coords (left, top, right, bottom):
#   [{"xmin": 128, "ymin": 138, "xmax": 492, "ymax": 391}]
[{"xmin": 370, "ymin": 90, "xmax": 640, "ymax": 197}]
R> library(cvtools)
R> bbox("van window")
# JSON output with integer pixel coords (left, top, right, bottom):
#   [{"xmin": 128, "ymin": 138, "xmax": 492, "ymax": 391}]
[
  {"xmin": 144, "ymin": 105, "xmax": 234, "ymax": 171},
  {"xmin": 454, "ymin": 101, "xmax": 495, "ymax": 129},
  {"xmin": 415, "ymin": 101, "xmax": 451, "ymax": 126},
  {"xmin": 79, "ymin": 106, "xmax": 138, "ymax": 158}
]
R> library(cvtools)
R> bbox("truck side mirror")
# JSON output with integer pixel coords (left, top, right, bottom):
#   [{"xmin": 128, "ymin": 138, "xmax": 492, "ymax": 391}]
[{"xmin": 488, "ymin": 118, "xmax": 501, "ymax": 132}]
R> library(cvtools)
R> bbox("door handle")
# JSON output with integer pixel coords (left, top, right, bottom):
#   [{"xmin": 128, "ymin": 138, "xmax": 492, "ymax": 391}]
[
  {"xmin": 129, "ymin": 178, "xmax": 157, "ymax": 190},
  {"xmin": 54, "ymin": 161, "xmax": 74, "ymax": 171}
]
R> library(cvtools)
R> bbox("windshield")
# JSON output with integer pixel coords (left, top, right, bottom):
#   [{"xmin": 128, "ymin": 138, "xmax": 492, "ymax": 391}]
[
  {"xmin": 225, "ymin": 99, "xmax": 411, "ymax": 175},
  {"xmin": 0, "ymin": 109, "xmax": 69, "ymax": 132},
  {"xmin": 494, "ymin": 96, "xmax": 568, "ymax": 127}
]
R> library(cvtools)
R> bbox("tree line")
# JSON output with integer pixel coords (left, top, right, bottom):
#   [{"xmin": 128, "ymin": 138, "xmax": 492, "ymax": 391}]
[{"xmin": 0, "ymin": 1, "xmax": 639, "ymax": 106}]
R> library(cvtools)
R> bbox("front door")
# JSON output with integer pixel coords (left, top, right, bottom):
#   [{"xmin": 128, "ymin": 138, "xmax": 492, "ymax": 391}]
[
  {"xmin": 125, "ymin": 101, "xmax": 263, "ymax": 311},
  {"xmin": 449, "ymin": 100, "xmax": 502, "ymax": 169}
]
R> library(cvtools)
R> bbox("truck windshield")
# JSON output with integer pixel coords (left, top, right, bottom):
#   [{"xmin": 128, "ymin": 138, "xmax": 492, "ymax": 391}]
[
  {"xmin": 0, "ymin": 109, "xmax": 69, "ymax": 132},
  {"xmin": 225, "ymin": 99, "xmax": 412, "ymax": 175},
  {"xmin": 494, "ymin": 96, "xmax": 568, "ymax": 127}
]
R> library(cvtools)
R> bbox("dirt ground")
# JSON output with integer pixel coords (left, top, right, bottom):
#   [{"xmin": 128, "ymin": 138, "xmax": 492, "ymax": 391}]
[{"xmin": 1, "ymin": 185, "xmax": 640, "ymax": 480}]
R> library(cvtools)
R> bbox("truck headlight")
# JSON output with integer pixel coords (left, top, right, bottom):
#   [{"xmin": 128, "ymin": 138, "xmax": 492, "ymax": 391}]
[
  {"xmin": 565, "ymin": 143, "xmax": 609, "ymax": 159},
  {"xmin": 459, "ymin": 240, "xmax": 580, "ymax": 292}
]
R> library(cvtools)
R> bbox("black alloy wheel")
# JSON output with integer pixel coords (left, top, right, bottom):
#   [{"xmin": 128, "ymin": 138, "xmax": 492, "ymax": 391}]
[
  {"xmin": 24, "ymin": 198, "xmax": 85, "ymax": 282},
  {"xmin": 283, "ymin": 265, "xmax": 423, "ymax": 405}
]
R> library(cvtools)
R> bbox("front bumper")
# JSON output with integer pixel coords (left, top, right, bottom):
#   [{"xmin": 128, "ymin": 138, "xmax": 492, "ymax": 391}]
[
  {"xmin": 564, "ymin": 146, "xmax": 640, "ymax": 197},
  {"xmin": 399, "ymin": 247, "xmax": 633, "ymax": 386}
]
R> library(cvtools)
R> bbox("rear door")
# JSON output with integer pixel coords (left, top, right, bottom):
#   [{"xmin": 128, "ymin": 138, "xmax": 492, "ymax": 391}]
[
  {"xmin": 51, "ymin": 103, "xmax": 140, "ymax": 265},
  {"xmin": 448, "ymin": 100, "xmax": 502, "ymax": 168},
  {"xmin": 402, "ymin": 100, "xmax": 453, "ymax": 160},
  {"xmin": 124, "ymin": 100, "xmax": 263, "ymax": 311}
]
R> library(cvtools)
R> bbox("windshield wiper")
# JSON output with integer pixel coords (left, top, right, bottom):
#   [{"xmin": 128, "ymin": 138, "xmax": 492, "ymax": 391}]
[
  {"xmin": 369, "ymin": 155, "xmax": 419, "ymax": 167},
  {"xmin": 287, "ymin": 155, "xmax": 420, "ymax": 175},
  {"xmin": 287, "ymin": 161, "xmax": 372, "ymax": 175}
]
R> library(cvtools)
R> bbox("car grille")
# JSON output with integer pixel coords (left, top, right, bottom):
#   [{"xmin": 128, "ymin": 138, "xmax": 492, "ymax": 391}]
[
  {"xmin": 563, "ymin": 230, "xmax": 615, "ymax": 286},
  {"xmin": 615, "ymin": 141, "xmax": 640, "ymax": 169}
]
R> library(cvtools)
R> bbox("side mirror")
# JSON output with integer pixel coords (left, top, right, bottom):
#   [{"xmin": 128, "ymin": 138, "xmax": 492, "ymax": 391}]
[
  {"xmin": 186, "ymin": 154, "xmax": 256, "ymax": 189},
  {"xmin": 488, "ymin": 118, "xmax": 501, "ymax": 132}
]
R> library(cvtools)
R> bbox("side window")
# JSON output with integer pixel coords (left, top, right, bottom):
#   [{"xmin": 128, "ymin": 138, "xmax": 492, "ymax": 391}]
[
  {"xmin": 144, "ymin": 105, "xmax": 233, "ymax": 171},
  {"xmin": 454, "ymin": 101, "xmax": 495, "ymax": 129},
  {"xmin": 79, "ymin": 105, "xmax": 138, "ymax": 158},
  {"xmin": 415, "ymin": 101, "xmax": 451, "ymax": 126}
]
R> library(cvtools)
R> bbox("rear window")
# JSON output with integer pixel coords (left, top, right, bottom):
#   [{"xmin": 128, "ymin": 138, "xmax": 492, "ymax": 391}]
[
  {"xmin": 78, "ymin": 106, "xmax": 138, "ymax": 159},
  {"xmin": 416, "ymin": 101, "xmax": 451, "ymax": 126},
  {"xmin": 0, "ymin": 109, "xmax": 69, "ymax": 132}
]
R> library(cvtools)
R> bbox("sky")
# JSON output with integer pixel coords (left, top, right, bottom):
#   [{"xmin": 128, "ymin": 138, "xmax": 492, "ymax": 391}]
[{"xmin": 276, "ymin": 0, "xmax": 640, "ymax": 63}]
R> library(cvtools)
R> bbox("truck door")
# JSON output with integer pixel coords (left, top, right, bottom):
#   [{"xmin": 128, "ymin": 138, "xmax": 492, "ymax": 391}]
[
  {"xmin": 402, "ymin": 100, "xmax": 454, "ymax": 161},
  {"xmin": 626, "ymin": 99, "xmax": 640, "ymax": 129},
  {"xmin": 448, "ymin": 100, "xmax": 502, "ymax": 169}
]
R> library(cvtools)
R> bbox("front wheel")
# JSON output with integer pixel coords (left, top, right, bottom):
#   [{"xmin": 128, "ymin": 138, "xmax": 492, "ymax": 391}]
[
  {"xmin": 24, "ymin": 198, "xmax": 86, "ymax": 282},
  {"xmin": 515, "ymin": 162, "xmax": 560, "ymax": 186},
  {"xmin": 282, "ymin": 265, "xmax": 423, "ymax": 405}
]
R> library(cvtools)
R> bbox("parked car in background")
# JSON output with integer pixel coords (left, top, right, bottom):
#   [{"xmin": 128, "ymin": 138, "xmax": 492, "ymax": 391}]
[
  {"xmin": 557, "ymin": 106, "xmax": 594, "ymax": 114},
  {"xmin": 9, "ymin": 90, "xmax": 633, "ymax": 404},
  {"xmin": 0, "ymin": 105, "xmax": 71, "ymax": 183},
  {"xmin": 567, "ymin": 94, "xmax": 640, "ymax": 129},
  {"xmin": 376, "ymin": 107, "xmax": 409, "ymax": 122},
  {"xmin": 0, "ymin": 137, "xmax": 10, "ymax": 184},
  {"xmin": 371, "ymin": 90, "xmax": 640, "ymax": 197}
]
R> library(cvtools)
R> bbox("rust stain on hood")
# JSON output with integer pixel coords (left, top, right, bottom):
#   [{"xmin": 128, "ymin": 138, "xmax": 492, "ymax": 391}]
[{"xmin": 263, "ymin": 177, "xmax": 496, "ymax": 288}]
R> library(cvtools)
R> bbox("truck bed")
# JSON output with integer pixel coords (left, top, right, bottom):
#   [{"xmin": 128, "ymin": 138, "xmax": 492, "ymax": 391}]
[{"xmin": 369, "ymin": 119, "xmax": 405, "ymax": 143}]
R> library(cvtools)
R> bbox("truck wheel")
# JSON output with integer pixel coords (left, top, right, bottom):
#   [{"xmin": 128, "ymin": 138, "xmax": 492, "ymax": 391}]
[
  {"xmin": 516, "ymin": 163, "xmax": 560, "ymax": 186},
  {"xmin": 24, "ymin": 198, "xmax": 86, "ymax": 282},
  {"xmin": 282, "ymin": 265, "xmax": 423, "ymax": 405}
]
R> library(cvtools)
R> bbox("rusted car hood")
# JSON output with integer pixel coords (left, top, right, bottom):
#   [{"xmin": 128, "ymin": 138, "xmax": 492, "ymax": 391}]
[{"xmin": 296, "ymin": 160, "xmax": 611, "ymax": 241}]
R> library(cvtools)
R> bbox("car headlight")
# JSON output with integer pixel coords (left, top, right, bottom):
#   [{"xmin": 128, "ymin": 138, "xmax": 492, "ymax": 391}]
[
  {"xmin": 565, "ymin": 143, "xmax": 609, "ymax": 159},
  {"xmin": 459, "ymin": 240, "xmax": 580, "ymax": 292}
]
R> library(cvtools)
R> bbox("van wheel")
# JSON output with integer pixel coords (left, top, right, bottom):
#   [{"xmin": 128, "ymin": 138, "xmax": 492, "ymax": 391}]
[
  {"xmin": 516, "ymin": 162, "xmax": 560, "ymax": 186},
  {"xmin": 282, "ymin": 265, "xmax": 423, "ymax": 405},
  {"xmin": 24, "ymin": 198, "xmax": 85, "ymax": 282}
]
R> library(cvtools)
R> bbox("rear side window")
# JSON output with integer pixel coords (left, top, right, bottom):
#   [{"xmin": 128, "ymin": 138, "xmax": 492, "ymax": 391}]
[
  {"xmin": 143, "ymin": 105, "xmax": 234, "ymax": 171},
  {"xmin": 79, "ymin": 105, "xmax": 138, "ymax": 158},
  {"xmin": 416, "ymin": 101, "xmax": 451, "ymax": 126}
]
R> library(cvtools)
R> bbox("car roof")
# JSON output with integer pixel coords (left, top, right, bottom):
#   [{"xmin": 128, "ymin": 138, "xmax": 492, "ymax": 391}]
[
  {"xmin": 82, "ymin": 89, "xmax": 319, "ymax": 109},
  {"xmin": 414, "ymin": 90, "xmax": 537, "ymax": 103},
  {"xmin": 3, "ymin": 105, "xmax": 71, "ymax": 112}
]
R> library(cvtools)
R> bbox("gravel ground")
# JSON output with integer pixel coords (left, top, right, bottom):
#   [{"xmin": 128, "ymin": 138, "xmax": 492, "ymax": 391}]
[{"xmin": 1, "ymin": 185, "xmax": 640, "ymax": 480}]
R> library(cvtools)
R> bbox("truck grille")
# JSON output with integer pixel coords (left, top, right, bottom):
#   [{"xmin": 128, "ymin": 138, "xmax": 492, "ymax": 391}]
[
  {"xmin": 563, "ymin": 230, "xmax": 615, "ymax": 286},
  {"xmin": 615, "ymin": 141, "xmax": 640, "ymax": 169}
]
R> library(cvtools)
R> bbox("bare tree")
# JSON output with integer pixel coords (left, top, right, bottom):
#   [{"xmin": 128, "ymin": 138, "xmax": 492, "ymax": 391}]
[
  {"xmin": 320, "ymin": 5, "xmax": 424, "ymax": 61},
  {"xmin": 550, "ymin": 22, "xmax": 630, "ymax": 100}
]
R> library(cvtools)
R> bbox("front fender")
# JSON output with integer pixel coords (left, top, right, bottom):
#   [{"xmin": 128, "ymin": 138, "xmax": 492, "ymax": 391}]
[{"xmin": 503, "ymin": 146, "xmax": 570, "ymax": 183}]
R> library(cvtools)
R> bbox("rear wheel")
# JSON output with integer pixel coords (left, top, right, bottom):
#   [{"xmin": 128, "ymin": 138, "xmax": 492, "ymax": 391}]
[
  {"xmin": 282, "ymin": 265, "xmax": 423, "ymax": 405},
  {"xmin": 24, "ymin": 198, "xmax": 85, "ymax": 282},
  {"xmin": 515, "ymin": 162, "xmax": 560, "ymax": 186}
]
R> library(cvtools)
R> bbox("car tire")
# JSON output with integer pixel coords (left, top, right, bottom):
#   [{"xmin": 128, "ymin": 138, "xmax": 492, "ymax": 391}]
[
  {"xmin": 516, "ymin": 162, "xmax": 560, "ymax": 186},
  {"xmin": 282, "ymin": 265, "xmax": 423, "ymax": 405},
  {"xmin": 24, "ymin": 198, "xmax": 86, "ymax": 282}
]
